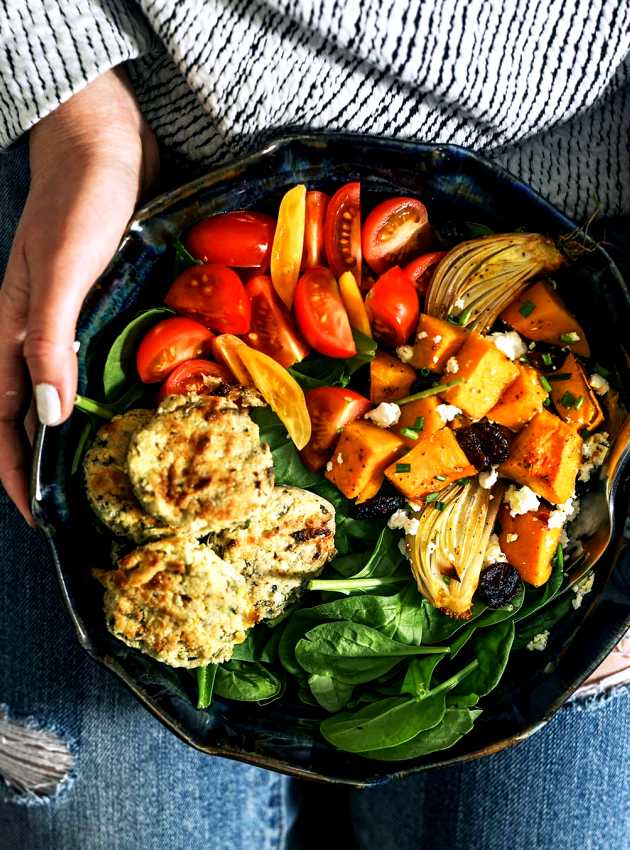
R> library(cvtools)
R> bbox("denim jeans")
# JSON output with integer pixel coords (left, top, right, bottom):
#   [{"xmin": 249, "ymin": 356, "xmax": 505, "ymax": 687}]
[{"xmin": 0, "ymin": 142, "xmax": 628, "ymax": 850}]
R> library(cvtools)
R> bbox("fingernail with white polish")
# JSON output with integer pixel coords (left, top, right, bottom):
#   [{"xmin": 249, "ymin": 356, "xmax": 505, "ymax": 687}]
[{"xmin": 35, "ymin": 383, "xmax": 62, "ymax": 426}]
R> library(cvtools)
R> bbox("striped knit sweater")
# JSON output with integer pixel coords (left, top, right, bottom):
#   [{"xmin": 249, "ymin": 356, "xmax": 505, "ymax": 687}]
[{"xmin": 1, "ymin": 1, "xmax": 629, "ymax": 220}]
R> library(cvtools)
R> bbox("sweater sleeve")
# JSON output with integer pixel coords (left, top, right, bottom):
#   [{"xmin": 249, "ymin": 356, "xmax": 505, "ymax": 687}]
[{"xmin": 0, "ymin": 0, "xmax": 157, "ymax": 148}]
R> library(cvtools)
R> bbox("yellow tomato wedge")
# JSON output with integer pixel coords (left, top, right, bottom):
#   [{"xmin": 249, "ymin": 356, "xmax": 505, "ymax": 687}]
[
  {"xmin": 221, "ymin": 335, "xmax": 311, "ymax": 449},
  {"xmin": 339, "ymin": 270, "xmax": 372, "ymax": 337},
  {"xmin": 212, "ymin": 335, "xmax": 253, "ymax": 385},
  {"xmin": 271, "ymin": 184, "xmax": 306, "ymax": 308}
]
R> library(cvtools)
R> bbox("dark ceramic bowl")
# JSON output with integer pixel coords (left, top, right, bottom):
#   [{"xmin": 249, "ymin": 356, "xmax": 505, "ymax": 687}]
[{"xmin": 31, "ymin": 133, "xmax": 630, "ymax": 786}]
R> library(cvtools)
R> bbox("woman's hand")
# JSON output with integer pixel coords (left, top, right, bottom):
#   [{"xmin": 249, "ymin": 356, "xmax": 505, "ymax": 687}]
[{"xmin": 0, "ymin": 67, "xmax": 159, "ymax": 523}]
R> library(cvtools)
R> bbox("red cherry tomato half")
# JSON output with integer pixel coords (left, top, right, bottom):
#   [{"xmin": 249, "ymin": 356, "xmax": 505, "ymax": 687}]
[
  {"xmin": 404, "ymin": 251, "xmax": 446, "ymax": 295},
  {"xmin": 165, "ymin": 264, "xmax": 251, "ymax": 335},
  {"xmin": 294, "ymin": 267, "xmax": 357, "ymax": 359},
  {"xmin": 301, "ymin": 387, "xmax": 372, "ymax": 471},
  {"xmin": 243, "ymin": 275, "xmax": 310, "ymax": 368},
  {"xmin": 365, "ymin": 266, "xmax": 420, "ymax": 347},
  {"xmin": 362, "ymin": 197, "xmax": 432, "ymax": 275},
  {"xmin": 157, "ymin": 359, "xmax": 233, "ymax": 402},
  {"xmin": 303, "ymin": 191, "xmax": 329, "ymax": 269},
  {"xmin": 136, "ymin": 317, "xmax": 214, "ymax": 383},
  {"xmin": 324, "ymin": 182, "xmax": 362, "ymax": 283},
  {"xmin": 185, "ymin": 211, "xmax": 276, "ymax": 269}
]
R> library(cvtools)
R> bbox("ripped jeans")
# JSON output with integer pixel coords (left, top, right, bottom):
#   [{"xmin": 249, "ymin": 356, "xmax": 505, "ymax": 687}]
[{"xmin": 1, "ymin": 144, "xmax": 629, "ymax": 850}]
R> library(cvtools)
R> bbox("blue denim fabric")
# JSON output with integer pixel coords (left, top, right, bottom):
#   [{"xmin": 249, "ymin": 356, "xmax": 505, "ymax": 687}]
[{"xmin": 1, "ymin": 141, "xmax": 629, "ymax": 850}]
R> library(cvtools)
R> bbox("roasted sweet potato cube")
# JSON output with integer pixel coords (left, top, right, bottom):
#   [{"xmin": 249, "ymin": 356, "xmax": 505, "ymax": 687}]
[
  {"xmin": 409, "ymin": 315, "xmax": 468, "ymax": 372},
  {"xmin": 550, "ymin": 353, "xmax": 603, "ymax": 432},
  {"xmin": 498, "ymin": 504, "xmax": 562, "ymax": 587},
  {"xmin": 500, "ymin": 281, "xmax": 589, "ymax": 357},
  {"xmin": 499, "ymin": 409, "xmax": 582, "ymax": 504},
  {"xmin": 384, "ymin": 427, "xmax": 476, "ymax": 499},
  {"xmin": 439, "ymin": 332, "xmax": 519, "ymax": 420},
  {"xmin": 487, "ymin": 364, "xmax": 548, "ymax": 431},
  {"xmin": 370, "ymin": 351, "xmax": 416, "ymax": 403},
  {"xmin": 394, "ymin": 396, "xmax": 446, "ymax": 447},
  {"xmin": 325, "ymin": 421, "xmax": 405, "ymax": 500}
]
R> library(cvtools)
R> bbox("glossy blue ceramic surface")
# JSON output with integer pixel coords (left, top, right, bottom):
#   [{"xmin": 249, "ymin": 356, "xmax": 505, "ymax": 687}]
[{"xmin": 31, "ymin": 133, "xmax": 630, "ymax": 785}]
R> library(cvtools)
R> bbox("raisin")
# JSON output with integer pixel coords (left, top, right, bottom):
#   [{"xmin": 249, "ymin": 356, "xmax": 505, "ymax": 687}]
[
  {"xmin": 352, "ymin": 493, "xmax": 407, "ymax": 519},
  {"xmin": 477, "ymin": 562, "xmax": 520, "ymax": 608},
  {"xmin": 456, "ymin": 419, "xmax": 512, "ymax": 469}
]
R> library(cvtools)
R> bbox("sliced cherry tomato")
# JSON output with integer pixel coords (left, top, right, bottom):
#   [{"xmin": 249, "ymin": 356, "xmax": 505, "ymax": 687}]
[
  {"xmin": 362, "ymin": 197, "xmax": 432, "ymax": 275},
  {"xmin": 271, "ymin": 184, "xmax": 306, "ymax": 307},
  {"xmin": 404, "ymin": 251, "xmax": 446, "ymax": 295},
  {"xmin": 165, "ymin": 264, "xmax": 251, "ymax": 334},
  {"xmin": 303, "ymin": 191, "xmax": 329, "ymax": 269},
  {"xmin": 185, "ymin": 211, "xmax": 275, "ymax": 269},
  {"xmin": 243, "ymin": 275, "xmax": 309, "ymax": 368},
  {"xmin": 157, "ymin": 359, "xmax": 233, "ymax": 402},
  {"xmin": 365, "ymin": 266, "xmax": 420, "ymax": 347},
  {"xmin": 293, "ymin": 267, "xmax": 357, "ymax": 359},
  {"xmin": 324, "ymin": 181, "xmax": 362, "ymax": 284},
  {"xmin": 301, "ymin": 387, "xmax": 371, "ymax": 471},
  {"xmin": 339, "ymin": 270, "xmax": 371, "ymax": 338},
  {"xmin": 136, "ymin": 317, "xmax": 214, "ymax": 383}
]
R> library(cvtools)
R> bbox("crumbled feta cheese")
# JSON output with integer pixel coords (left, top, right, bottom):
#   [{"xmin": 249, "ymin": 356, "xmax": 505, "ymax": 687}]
[
  {"xmin": 589, "ymin": 374, "xmax": 609, "ymax": 396},
  {"xmin": 506, "ymin": 532, "xmax": 519, "ymax": 543},
  {"xmin": 407, "ymin": 500, "xmax": 423, "ymax": 513},
  {"xmin": 490, "ymin": 331, "xmax": 528, "ymax": 361},
  {"xmin": 478, "ymin": 465, "xmax": 498, "ymax": 489},
  {"xmin": 526, "ymin": 631, "xmax": 549, "ymax": 652},
  {"xmin": 484, "ymin": 533, "xmax": 508, "ymax": 566},
  {"xmin": 504, "ymin": 484, "xmax": 540, "ymax": 517},
  {"xmin": 528, "ymin": 341, "xmax": 536, "ymax": 350},
  {"xmin": 396, "ymin": 345, "xmax": 414, "ymax": 363},
  {"xmin": 433, "ymin": 334, "xmax": 443, "ymax": 343},
  {"xmin": 578, "ymin": 432, "xmax": 610, "ymax": 482},
  {"xmin": 325, "ymin": 461, "xmax": 333, "ymax": 472},
  {"xmin": 436, "ymin": 403, "xmax": 462, "ymax": 423},
  {"xmin": 427, "ymin": 541, "xmax": 437, "ymax": 556},
  {"xmin": 547, "ymin": 495, "xmax": 578, "ymax": 528},
  {"xmin": 72, "ymin": 340, "xmax": 81, "ymax": 353},
  {"xmin": 432, "ymin": 355, "xmax": 439, "ymax": 364},
  {"xmin": 454, "ymin": 297, "xmax": 465, "ymax": 310},
  {"xmin": 336, "ymin": 453, "xmax": 344, "ymax": 464},
  {"xmin": 445, "ymin": 356, "xmax": 459, "ymax": 374},
  {"xmin": 364, "ymin": 402, "xmax": 401, "ymax": 428},
  {"xmin": 560, "ymin": 528, "xmax": 570, "ymax": 547},
  {"xmin": 388, "ymin": 509, "xmax": 420, "ymax": 537},
  {"xmin": 417, "ymin": 330, "xmax": 429, "ymax": 340},
  {"xmin": 572, "ymin": 572, "xmax": 595, "ymax": 610}
]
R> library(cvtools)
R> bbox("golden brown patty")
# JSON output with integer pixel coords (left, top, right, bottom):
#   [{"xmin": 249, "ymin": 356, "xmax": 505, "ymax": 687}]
[
  {"xmin": 212, "ymin": 486, "xmax": 336, "ymax": 620},
  {"xmin": 127, "ymin": 393, "xmax": 274, "ymax": 532},
  {"xmin": 84, "ymin": 410, "xmax": 175, "ymax": 542},
  {"xmin": 94, "ymin": 535, "xmax": 251, "ymax": 668}
]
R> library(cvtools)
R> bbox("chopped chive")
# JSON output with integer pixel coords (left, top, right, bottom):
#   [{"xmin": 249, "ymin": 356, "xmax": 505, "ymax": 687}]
[
  {"xmin": 542, "ymin": 352, "xmax": 553, "ymax": 366},
  {"xmin": 395, "ymin": 463, "xmax": 411, "ymax": 473},
  {"xmin": 543, "ymin": 397, "xmax": 551, "ymax": 407},
  {"xmin": 400, "ymin": 427, "xmax": 419, "ymax": 440},
  {"xmin": 457, "ymin": 477, "xmax": 473, "ymax": 485},
  {"xmin": 435, "ymin": 474, "xmax": 447, "ymax": 481},
  {"xmin": 594, "ymin": 363, "xmax": 610, "ymax": 378},
  {"xmin": 447, "ymin": 315, "xmax": 460, "ymax": 325},
  {"xmin": 548, "ymin": 372, "xmax": 572, "ymax": 382},
  {"xmin": 539, "ymin": 375, "xmax": 552, "ymax": 392},
  {"xmin": 560, "ymin": 391, "xmax": 577, "ymax": 408},
  {"xmin": 519, "ymin": 355, "xmax": 530, "ymax": 365},
  {"xmin": 519, "ymin": 300, "xmax": 536, "ymax": 317},
  {"xmin": 574, "ymin": 395, "xmax": 585, "ymax": 410},
  {"xmin": 560, "ymin": 331, "xmax": 580, "ymax": 344},
  {"xmin": 419, "ymin": 367, "xmax": 431, "ymax": 377},
  {"xmin": 434, "ymin": 501, "xmax": 446, "ymax": 511},
  {"xmin": 398, "ymin": 378, "xmax": 464, "ymax": 405},
  {"xmin": 426, "ymin": 492, "xmax": 440, "ymax": 502},
  {"xmin": 413, "ymin": 416, "xmax": 425, "ymax": 431},
  {"xmin": 458, "ymin": 307, "xmax": 473, "ymax": 325}
]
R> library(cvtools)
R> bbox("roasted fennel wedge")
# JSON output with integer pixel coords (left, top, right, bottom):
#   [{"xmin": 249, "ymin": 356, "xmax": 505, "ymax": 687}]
[
  {"xmin": 407, "ymin": 479, "xmax": 505, "ymax": 619},
  {"xmin": 425, "ymin": 233, "xmax": 565, "ymax": 332}
]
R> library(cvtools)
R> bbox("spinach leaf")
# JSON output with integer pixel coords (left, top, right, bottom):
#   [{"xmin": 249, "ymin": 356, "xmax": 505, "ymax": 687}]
[
  {"xmin": 279, "ymin": 610, "xmax": 328, "ymax": 676},
  {"xmin": 419, "ymin": 598, "xmax": 486, "ymax": 644},
  {"xmin": 331, "ymin": 553, "xmax": 366, "ymax": 576},
  {"xmin": 400, "ymin": 656, "xmax": 442, "ymax": 697},
  {"xmin": 308, "ymin": 674, "xmax": 354, "ymax": 712},
  {"xmin": 174, "ymin": 239, "xmax": 201, "ymax": 274},
  {"xmin": 295, "ymin": 622, "xmax": 448, "ymax": 685},
  {"xmin": 475, "ymin": 580, "xmax": 525, "ymax": 628},
  {"xmin": 446, "ymin": 692, "xmax": 479, "ymax": 708},
  {"xmin": 71, "ymin": 416, "xmax": 97, "ymax": 475},
  {"xmin": 450, "ymin": 624, "xmax": 476, "ymax": 657},
  {"xmin": 351, "ymin": 526, "xmax": 405, "ymax": 579},
  {"xmin": 289, "ymin": 331, "xmax": 376, "ymax": 389},
  {"xmin": 196, "ymin": 664, "xmax": 217, "ymax": 709},
  {"xmin": 359, "ymin": 707, "xmax": 481, "ymax": 761},
  {"xmin": 514, "ymin": 555, "xmax": 564, "ymax": 623},
  {"xmin": 213, "ymin": 660, "xmax": 283, "ymax": 702},
  {"xmin": 320, "ymin": 692, "xmax": 446, "ymax": 753},
  {"xmin": 230, "ymin": 626, "xmax": 281, "ymax": 663},
  {"xmin": 392, "ymin": 582, "xmax": 425, "ymax": 645},
  {"xmin": 102, "ymin": 307, "xmax": 173, "ymax": 401},
  {"xmin": 513, "ymin": 593, "xmax": 574, "ymax": 651},
  {"xmin": 452, "ymin": 620, "xmax": 515, "ymax": 697}
]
